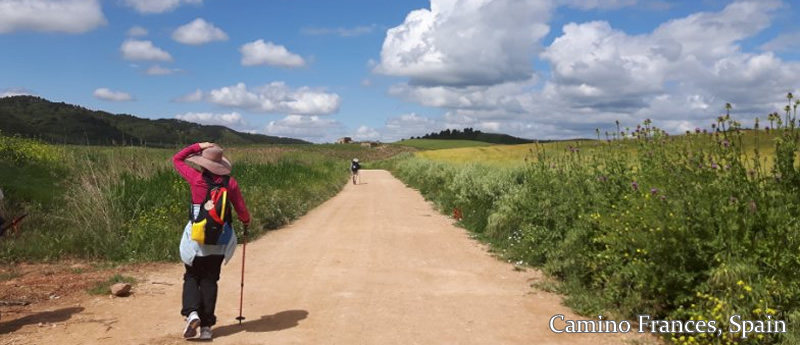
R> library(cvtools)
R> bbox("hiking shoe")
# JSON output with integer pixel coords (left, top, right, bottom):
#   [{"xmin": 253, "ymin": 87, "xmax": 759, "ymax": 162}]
[
  {"xmin": 199, "ymin": 326, "xmax": 213, "ymax": 340},
  {"xmin": 183, "ymin": 311, "xmax": 201, "ymax": 338}
]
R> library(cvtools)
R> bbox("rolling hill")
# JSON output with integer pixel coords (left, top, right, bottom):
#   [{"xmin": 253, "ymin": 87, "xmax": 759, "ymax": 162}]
[{"xmin": 0, "ymin": 96, "xmax": 309, "ymax": 146}]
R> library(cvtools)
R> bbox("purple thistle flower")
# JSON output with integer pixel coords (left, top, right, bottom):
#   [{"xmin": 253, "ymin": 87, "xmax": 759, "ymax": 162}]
[
  {"xmin": 722, "ymin": 140, "xmax": 729, "ymax": 148},
  {"xmin": 695, "ymin": 127, "xmax": 701, "ymax": 134},
  {"xmin": 711, "ymin": 162, "xmax": 719, "ymax": 169},
  {"xmin": 659, "ymin": 195, "xmax": 667, "ymax": 201},
  {"xmin": 650, "ymin": 188, "xmax": 658, "ymax": 195},
  {"xmin": 631, "ymin": 181, "xmax": 639, "ymax": 191}
]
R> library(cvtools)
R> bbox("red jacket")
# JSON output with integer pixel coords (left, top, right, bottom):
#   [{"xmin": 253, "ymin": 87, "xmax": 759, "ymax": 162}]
[{"xmin": 173, "ymin": 143, "xmax": 251, "ymax": 225}]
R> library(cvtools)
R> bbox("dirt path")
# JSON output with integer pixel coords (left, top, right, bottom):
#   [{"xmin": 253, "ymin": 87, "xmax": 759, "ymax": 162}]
[{"xmin": 0, "ymin": 170, "xmax": 655, "ymax": 345}]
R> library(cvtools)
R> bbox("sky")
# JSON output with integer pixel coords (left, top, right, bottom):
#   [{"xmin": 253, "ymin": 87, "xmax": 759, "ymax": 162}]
[{"xmin": 1, "ymin": 0, "xmax": 800, "ymax": 143}]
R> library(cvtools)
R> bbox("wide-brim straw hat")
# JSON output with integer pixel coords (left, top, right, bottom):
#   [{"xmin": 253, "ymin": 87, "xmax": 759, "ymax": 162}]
[{"xmin": 186, "ymin": 145, "xmax": 232, "ymax": 176}]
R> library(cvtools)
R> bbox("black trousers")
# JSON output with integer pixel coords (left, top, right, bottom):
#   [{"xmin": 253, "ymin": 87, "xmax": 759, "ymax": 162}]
[{"xmin": 181, "ymin": 255, "xmax": 225, "ymax": 327}]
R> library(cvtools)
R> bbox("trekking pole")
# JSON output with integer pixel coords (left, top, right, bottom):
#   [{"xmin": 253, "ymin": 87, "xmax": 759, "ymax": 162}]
[{"xmin": 236, "ymin": 223, "xmax": 249, "ymax": 325}]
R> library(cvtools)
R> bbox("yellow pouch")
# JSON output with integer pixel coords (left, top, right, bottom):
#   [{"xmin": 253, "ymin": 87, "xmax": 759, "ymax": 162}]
[{"xmin": 191, "ymin": 219, "xmax": 207, "ymax": 244}]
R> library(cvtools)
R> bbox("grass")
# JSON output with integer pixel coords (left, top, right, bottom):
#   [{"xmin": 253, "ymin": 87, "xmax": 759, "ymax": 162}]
[
  {"xmin": 0, "ymin": 137, "xmax": 411, "ymax": 262},
  {"xmin": 88, "ymin": 274, "xmax": 137, "ymax": 295},
  {"xmin": 419, "ymin": 130, "xmax": 780, "ymax": 168},
  {"xmin": 393, "ymin": 139, "xmax": 494, "ymax": 150}
]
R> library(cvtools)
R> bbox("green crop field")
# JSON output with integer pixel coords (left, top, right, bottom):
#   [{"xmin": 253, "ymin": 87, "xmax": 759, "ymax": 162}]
[
  {"xmin": 419, "ymin": 130, "xmax": 780, "ymax": 169},
  {"xmin": 394, "ymin": 139, "xmax": 494, "ymax": 150}
]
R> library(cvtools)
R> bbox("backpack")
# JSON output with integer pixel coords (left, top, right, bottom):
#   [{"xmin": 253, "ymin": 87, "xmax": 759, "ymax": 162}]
[
  {"xmin": 351, "ymin": 162, "xmax": 360, "ymax": 171},
  {"xmin": 190, "ymin": 173, "xmax": 233, "ymax": 245}
]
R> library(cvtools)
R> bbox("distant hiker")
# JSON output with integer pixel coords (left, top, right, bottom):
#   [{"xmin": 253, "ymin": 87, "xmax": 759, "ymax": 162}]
[
  {"xmin": 173, "ymin": 142, "xmax": 251, "ymax": 340},
  {"xmin": 350, "ymin": 158, "xmax": 361, "ymax": 185}
]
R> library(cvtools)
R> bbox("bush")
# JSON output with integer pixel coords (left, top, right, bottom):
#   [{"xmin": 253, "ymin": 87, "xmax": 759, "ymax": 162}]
[{"xmin": 381, "ymin": 117, "xmax": 800, "ymax": 345}]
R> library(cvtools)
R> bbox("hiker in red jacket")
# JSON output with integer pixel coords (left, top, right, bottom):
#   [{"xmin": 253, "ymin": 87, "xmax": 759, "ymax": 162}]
[{"xmin": 173, "ymin": 142, "xmax": 250, "ymax": 340}]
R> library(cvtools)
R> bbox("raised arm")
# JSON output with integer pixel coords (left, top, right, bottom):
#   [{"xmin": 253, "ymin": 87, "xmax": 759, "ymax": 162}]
[{"xmin": 172, "ymin": 143, "xmax": 211, "ymax": 182}]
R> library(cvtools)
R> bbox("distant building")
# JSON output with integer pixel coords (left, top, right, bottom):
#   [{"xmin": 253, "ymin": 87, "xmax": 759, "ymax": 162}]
[{"xmin": 336, "ymin": 137, "xmax": 352, "ymax": 144}]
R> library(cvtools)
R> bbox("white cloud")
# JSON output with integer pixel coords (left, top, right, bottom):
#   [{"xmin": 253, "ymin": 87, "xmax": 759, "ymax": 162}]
[
  {"xmin": 0, "ymin": 87, "xmax": 35, "ymax": 98},
  {"xmin": 352, "ymin": 125, "xmax": 381, "ymax": 141},
  {"xmin": 558, "ymin": 0, "xmax": 637, "ymax": 10},
  {"xmin": 240, "ymin": 40, "xmax": 305, "ymax": 68},
  {"xmin": 173, "ymin": 89, "xmax": 204, "ymax": 102},
  {"xmin": 353, "ymin": 113, "xmax": 448, "ymax": 142},
  {"xmin": 121, "ymin": 39, "xmax": 173, "ymax": 61},
  {"xmin": 172, "ymin": 18, "xmax": 228, "ymax": 45},
  {"xmin": 127, "ymin": 25, "xmax": 148, "ymax": 37},
  {"xmin": 0, "ymin": 0, "xmax": 106, "ymax": 34},
  {"xmin": 384, "ymin": 113, "xmax": 442, "ymax": 139},
  {"xmin": 207, "ymin": 82, "xmax": 340, "ymax": 115},
  {"xmin": 540, "ymin": 21, "xmax": 667, "ymax": 112},
  {"xmin": 343, "ymin": 112, "xmax": 545, "ymax": 142},
  {"xmin": 375, "ymin": 0, "xmax": 552, "ymax": 86},
  {"xmin": 301, "ymin": 24, "xmax": 378, "ymax": 37},
  {"xmin": 145, "ymin": 65, "xmax": 180, "ymax": 75},
  {"xmin": 348, "ymin": 112, "xmax": 511, "ymax": 142},
  {"xmin": 388, "ymin": 79, "xmax": 535, "ymax": 112},
  {"xmin": 265, "ymin": 115, "xmax": 344, "ymax": 142},
  {"xmin": 176, "ymin": 112, "xmax": 246, "ymax": 128},
  {"xmin": 361, "ymin": 78, "xmax": 372, "ymax": 87},
  {"xmin": 540, "ymin": 0, "xmax": 789, "ymax": 114},
  {"xmin": 761, "ymin": 32, "xmax": 800, "ymax": 53},
  {"xmin": 124, "ymin": 0, "xmax": 202, "ymax": 14},
  {"xmin": 94, "ymin": 88, "xmax": 134, "ymax": 102},
  {"xmin": 381, "ymin": 0, "xmax": 800, "ymax": 140}
]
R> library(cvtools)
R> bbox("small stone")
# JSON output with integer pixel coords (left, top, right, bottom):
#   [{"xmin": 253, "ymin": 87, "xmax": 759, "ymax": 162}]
[{"xmin": 110, "ymin": 283, "xmax": 131, "ymax": 297}]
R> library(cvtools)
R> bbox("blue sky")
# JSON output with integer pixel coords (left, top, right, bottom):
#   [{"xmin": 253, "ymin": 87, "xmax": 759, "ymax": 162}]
[{"xmin": 1, "ymin": 0, "xmax": 799, "ymax": 142}]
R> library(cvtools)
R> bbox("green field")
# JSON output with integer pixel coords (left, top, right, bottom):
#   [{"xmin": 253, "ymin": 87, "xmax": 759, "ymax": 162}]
[
  {"xmin": 394, "ymin": 139, "xmax": 494, "ymax": 150},
  {"xmin": 0, "ymin": 135, "xmax": 413, "ymax": 262},
  {"xmin": 378, "ymin": 120, "xmax": 800, "ymax": 345},
  {"xmin": 419, "ymin": 130, "xmax": 781, "ymax": 169}
]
